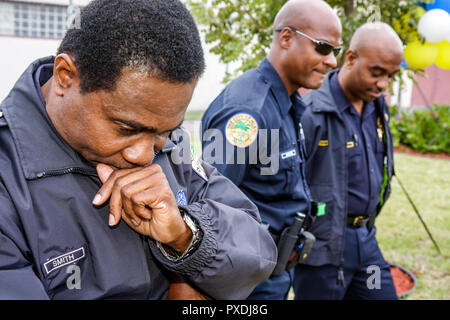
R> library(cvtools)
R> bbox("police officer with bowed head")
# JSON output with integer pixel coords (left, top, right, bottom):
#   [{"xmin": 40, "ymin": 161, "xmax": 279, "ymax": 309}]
[
  {"xmin": 294, "ymin": 22, "xmax": 403, "ymax": 299},
  {"xmin": 0, "ymin": 0, "xmax": 277, "ymax": 299},
  {"xmin": 201, "ymin": 0, "xmax": 342, "ymax": 299}
]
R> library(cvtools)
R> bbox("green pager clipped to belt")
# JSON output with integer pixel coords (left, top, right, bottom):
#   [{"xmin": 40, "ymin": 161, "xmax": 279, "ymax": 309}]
[{"xmin": 316, "ymin": 202, "xmax": 326, "ymax": 217}]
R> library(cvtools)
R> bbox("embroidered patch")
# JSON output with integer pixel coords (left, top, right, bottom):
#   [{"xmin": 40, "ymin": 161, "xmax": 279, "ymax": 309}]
[
  {"xmin": 176, "ymin": 190, "xmax": 188, "ymax": 206},
  {"xmin": 225, "ymin": 113, "xmax": 258, "ymax": 148},
  {"xmin": 318, "ymin": 140, "xmax": 328, "ymax": 147},
  {"xmin": 192, "ymin": 158, "xmax": 208, "ymax": 181},
  {"xmin": 281, "ymin": 149, "xmax": 297, "ymax": 159},
  {"xmin": 43, "ymin": 247, "xmax": 85, "ymax": 275}
]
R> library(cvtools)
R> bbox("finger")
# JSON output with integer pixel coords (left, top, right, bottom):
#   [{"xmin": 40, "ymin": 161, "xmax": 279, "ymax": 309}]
[
  {"xmin": 132, "ymin": 199, "xmax": 153, "ymax": 221},
  {"xmin": 96, "ymin": 163, "xmax": 115, "ymax": 184},
  {"xmin": 108, "ymin": 166, "xmax": 163, "ymax": 226},
  {"xmin": 120, "ymin": 173, "xmax": 166, "ymax": 225},
  {"xmin": 93, "ymin": 166, "xmax": 139, "ymax": 206},
  {"xmin": 131, "ymin": 180, "xmax": 175, "ymax": 218}
]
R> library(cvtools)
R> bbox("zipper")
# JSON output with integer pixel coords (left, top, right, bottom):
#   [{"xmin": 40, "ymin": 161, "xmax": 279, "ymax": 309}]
[
  {"xmin": 36, "ymin": 167, "xmax": 97, "ymax": 179},
  {"xmin": 337, "ymin": 221, "xmax": 346, "ymax": 288},
  {"xmin": 298, "ymin": 122, "xmax": 312, "ymax": 213}
]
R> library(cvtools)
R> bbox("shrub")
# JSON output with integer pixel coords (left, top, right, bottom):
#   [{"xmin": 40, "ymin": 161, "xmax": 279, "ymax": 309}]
[{"xmin": 390, "ymin": 104, "xmax": 450, "ymax": 154}]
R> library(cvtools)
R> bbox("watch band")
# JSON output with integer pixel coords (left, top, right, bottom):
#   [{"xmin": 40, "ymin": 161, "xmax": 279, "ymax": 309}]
[{"xmin": 156, "ymin": 208, "xmax": 203, "ymax": 262}]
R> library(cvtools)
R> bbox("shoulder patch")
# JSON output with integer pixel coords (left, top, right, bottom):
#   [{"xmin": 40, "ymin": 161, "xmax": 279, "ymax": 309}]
[{"xmin": 225, "ymin": 113, "xmax": 259, "ymax": 148}]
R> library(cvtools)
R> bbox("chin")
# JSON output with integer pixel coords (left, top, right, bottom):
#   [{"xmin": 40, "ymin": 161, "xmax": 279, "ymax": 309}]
[{"xmin": 305, "ymin": 79, "xmax": 324, "ymax": 90}]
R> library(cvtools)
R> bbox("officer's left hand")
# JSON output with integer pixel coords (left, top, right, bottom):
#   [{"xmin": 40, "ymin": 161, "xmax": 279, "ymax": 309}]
[{"xmin": 92, "ymin": 163, "xmax": 192, "ymax": 253}]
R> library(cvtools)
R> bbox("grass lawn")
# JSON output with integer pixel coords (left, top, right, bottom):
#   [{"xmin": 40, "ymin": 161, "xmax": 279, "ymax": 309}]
[{"xmin": 375, "ymin": 152, "xmax": 449, "ymax": 300}]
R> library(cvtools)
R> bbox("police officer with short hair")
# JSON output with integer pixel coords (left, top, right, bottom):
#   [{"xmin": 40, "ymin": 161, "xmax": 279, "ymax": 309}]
[
  {"xmin": 293, "ymin": 22, "xmax": 402, "ymax": 300},
  {"xmin": 201, "ymin": 0, "xmax": 342, "ymax": 299},
  {"xmin": 0, "ymin": 0, "xmax": 277, "ymax": 299}
]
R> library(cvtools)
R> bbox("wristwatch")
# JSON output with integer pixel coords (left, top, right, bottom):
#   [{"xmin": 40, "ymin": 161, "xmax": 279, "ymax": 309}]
[{"xmin": 156, "ymin": 208, "xmax": 203, "ymax": 262}]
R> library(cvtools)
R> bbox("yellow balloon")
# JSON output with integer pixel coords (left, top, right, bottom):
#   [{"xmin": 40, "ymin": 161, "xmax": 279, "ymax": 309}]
[
  {"xmin": 393, "ymin": 7, "xmax": 426, "ymax": 42},
  {"xmin": 404, "ymin": 41, "xmax": 438, "ymax": 69},
  {"xmin": 435, "ymin": 40, "xmax": 450, "ymax": 70}
]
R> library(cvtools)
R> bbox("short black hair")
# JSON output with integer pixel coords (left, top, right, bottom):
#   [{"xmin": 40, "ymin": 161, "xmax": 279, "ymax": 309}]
[{"xmin": 58, "ymin": 0, "xmax": 205, "ymax": 93}]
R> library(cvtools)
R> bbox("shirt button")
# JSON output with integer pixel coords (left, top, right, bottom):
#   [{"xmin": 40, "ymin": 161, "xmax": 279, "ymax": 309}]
[{"xmin": 370, "ymin": 169, "xmax": 374, "ymax": 174}]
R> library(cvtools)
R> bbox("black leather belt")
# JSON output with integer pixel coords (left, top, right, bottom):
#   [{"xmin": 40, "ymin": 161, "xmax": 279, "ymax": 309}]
[{"xmin": 346, "ymin": 215, "xmax": 370, "ymax": 227}]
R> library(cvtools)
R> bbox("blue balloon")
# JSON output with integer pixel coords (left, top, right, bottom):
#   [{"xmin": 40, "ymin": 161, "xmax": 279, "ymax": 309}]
[
  {"xmin": 401, "ymin": 59, "xmax": 408, "ymax": 68},
  {"xmin": 422, "ymin": 0, "xmax": 450, "ymax": 13}
]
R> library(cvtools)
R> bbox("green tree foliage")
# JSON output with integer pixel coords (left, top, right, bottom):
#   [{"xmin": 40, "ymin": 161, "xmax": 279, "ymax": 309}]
[{"xmin": 188, "ymin": 0, "xmax": 434, "ymax": 82}]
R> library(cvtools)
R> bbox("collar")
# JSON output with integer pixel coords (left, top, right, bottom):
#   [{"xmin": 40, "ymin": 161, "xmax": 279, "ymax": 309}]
[
  {"xmin": 329, "ymin": 69, "xmax": 353, "ymax": 114},
  {"xmin": 1, "ymin": 56, "xmax": 176, "ymax": 180},
  {"xmin": 257, "ymin": 58, "xmax": 293, "ymax": 116},
  {"xmin": 330, "ymin": 70, "xmax": 376, "ymax": 118}
]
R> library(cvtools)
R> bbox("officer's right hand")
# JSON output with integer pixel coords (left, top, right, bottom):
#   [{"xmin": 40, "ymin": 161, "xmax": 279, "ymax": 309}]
[{"xmin": 92, "ymin": 163, "xmax": 193, "ymax": 253}]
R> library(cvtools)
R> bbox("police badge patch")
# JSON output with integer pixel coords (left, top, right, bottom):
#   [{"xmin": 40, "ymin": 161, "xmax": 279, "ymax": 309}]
[
  {"xmin": 176, "ymin": 190, "xmax": 188, "ymax": 206},
  {"xmin": 225, "ymin": 113, "xmax": 259, "ymax": 148}
]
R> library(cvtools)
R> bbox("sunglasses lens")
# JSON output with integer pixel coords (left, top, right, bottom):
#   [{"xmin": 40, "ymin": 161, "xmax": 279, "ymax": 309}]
[
  {"xmin": 333, "ymin": 47, "xmax": 341, "ymax": 57},
  {"xmin": 315, "ymin": 43, "xmax": 333, "ymax": 56},
  {"xmin": 315, "ymin": 43, "xmax": 341, "ymax": 57}
]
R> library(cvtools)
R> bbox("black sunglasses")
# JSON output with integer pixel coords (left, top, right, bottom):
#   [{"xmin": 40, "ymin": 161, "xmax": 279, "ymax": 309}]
[{"xmin": 275, "ymin": 27, "xmax": 342, "ymax": 57}]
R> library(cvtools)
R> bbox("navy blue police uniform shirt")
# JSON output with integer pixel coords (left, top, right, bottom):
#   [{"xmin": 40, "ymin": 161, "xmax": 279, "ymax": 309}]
[
  {"xmin": 329, "ymin": 71, "xmax": 385, "ymax": 217},
  {"xmin": 202, "ymin": 58, "xmax": 311, "ymax": 234}
]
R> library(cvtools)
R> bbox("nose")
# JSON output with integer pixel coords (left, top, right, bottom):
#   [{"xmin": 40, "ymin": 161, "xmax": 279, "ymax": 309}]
[
  {"xmin": 323, "ymin": 52, "xmax": 338, "ymax": 69},
  {"xmin": 376, "ymin": 76, "xmax": 389, "ymax": 92},
  {"xmin": 122, "ymin": 137, "xmax": 155, "ymax": 166}
]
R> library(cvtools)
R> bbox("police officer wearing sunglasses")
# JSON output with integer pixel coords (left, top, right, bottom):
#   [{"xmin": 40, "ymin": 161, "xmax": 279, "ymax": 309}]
[
  {"xmin": 201, "ymin": 0, "xmax": 342, "ymax": 300},
  {"xmin": 293, "ymin": 22, "xmax": 403, "ymax": 300}
]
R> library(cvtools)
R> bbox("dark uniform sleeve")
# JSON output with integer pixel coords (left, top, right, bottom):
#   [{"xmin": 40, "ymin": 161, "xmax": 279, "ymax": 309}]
[
  {"xmin": 148, "ymin": 158, "xmax": 277, "ymax": 300},
  {"xmin": 0, "ymin": 181, "xmax": 50, "ymax": 299}
]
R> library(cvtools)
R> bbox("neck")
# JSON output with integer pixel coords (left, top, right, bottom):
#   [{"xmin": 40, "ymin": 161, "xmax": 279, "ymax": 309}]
[
  {"xmin": 337, "ymin": 69, "xmax": 364, "ymax": 115},
  {"xmin": 267, "ymin": 54, "xmax": 297, "ymax": 96},
  {"xmin": 40, "ymin": 77, "xmax": 52, "ymax": 105}
]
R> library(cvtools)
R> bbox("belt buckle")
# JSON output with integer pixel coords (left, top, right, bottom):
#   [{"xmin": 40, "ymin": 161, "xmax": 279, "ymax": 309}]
[{"xmin": 353, "ymin": 216, "xmax": 364, "ymax": 227}]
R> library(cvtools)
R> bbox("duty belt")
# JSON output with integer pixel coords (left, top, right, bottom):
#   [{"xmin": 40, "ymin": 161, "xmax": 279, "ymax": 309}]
[{"xmin": 346, "ymin": 215, "xmax": 370, "ymax": 227}]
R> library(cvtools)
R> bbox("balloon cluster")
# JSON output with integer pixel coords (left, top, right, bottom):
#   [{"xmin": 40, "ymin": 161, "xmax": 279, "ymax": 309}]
[{"xmin": 402, "ymin": 7, "xmax": 450, "ymax": 70}]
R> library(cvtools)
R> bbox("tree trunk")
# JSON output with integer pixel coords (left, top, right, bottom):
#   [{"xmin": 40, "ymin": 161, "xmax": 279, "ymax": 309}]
[{"xmin": 343, "ymin": 0, "xmax": 354, "ymax": 17}]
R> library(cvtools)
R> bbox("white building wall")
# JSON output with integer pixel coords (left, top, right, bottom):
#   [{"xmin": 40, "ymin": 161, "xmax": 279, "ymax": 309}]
[
  {"xmin": 0, "ymin": 36, "xmax": 60, "ymax": 100},
  {"xmin": 0, "ymin": 0, "xmax": 228, "ymax": 112}
]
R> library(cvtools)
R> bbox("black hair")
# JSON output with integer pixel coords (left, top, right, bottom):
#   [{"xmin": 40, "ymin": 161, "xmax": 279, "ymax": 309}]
[{"xmin": 58, "ymin": 0, "xmax": 205, "ymax": 93}]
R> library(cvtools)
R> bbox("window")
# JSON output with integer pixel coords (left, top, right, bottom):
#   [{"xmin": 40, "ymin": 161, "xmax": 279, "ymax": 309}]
[{"xmin": 0, "ymin": 1, "xmax": 68, "ymax": 39}]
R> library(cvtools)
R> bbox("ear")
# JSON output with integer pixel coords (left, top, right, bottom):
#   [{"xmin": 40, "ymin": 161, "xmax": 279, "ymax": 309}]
[
  {"xmin": 53, "ymin": 53, "xmax": 79, "ymax": 97},
  {"xmin": 277, "ymin": 28, "xmax": 294, "ymax": 50},
  {"xmin": 344, "ymin": 49, "xmax": 358, "ymax": 68}
]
